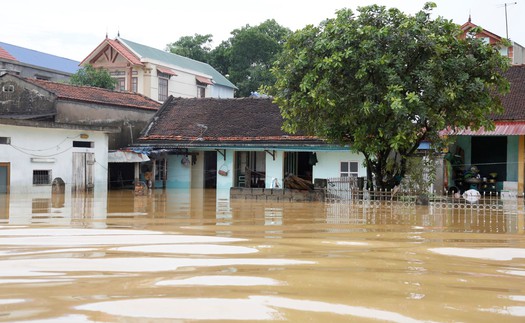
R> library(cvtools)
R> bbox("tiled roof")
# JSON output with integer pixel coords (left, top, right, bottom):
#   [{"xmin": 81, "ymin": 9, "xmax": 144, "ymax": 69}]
[
  {"xmin": 0, "ymin": 41, "xmax": 80, "ymax": 74},
  {"xmin": 22, "ymin": 77, "xmax": 161, "ymax": 111},
  {"xmin": 107, "ymin": 39, "xmax": 143, "ymax": 66},
  {"xmin": 119, "ymin": 38, "xmax": 237, "ymax": 90},
  {"xmin": 138, "ymin": 97, "xmax": 321, "ymax": 146},
  {"xmin": 460, "ymin": 21, "xmax": 503, "ymax": 42},
  {"xmin": 493, "ymin": 65, "xmax": 525, "ymax": 121},
  {"xmin": 0, "ymin": 45, "xmax": 17, "ymax": 61}
]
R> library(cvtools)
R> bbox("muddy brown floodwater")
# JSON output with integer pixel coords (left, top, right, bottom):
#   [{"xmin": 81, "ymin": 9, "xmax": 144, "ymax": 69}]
[{"xmin": 0, "ymin": 188, "xmax": 524, "ymax": 322}]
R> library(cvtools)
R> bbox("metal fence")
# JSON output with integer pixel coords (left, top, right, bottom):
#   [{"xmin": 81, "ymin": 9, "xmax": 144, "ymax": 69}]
[
  {"xmin": 324, "ymin": 177, "xmax": 523, "ymax": 233},
  {"xmin": 325, "ymin": 177, "xmax": 521, "ymax": 211}
]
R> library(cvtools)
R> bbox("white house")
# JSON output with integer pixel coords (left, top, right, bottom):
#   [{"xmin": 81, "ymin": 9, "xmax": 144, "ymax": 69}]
[
  {"xmin": 0, "ymin": 119, "xmax": 116, "ymax": 194},
  {"xmin": 81, "ymin": 37, "xmax": 237, "ymax": 102}
]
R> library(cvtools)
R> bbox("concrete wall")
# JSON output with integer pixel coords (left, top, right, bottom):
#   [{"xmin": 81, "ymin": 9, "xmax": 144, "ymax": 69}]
[
  {"xmin": 55, "ymin": 101, "xmax": 155, "ymax": 149},
  {"xmin": 0, "ymin": 74, "xmax": 56, "ymax": 117},
  {"xmin": 0, "ymin": 124, "xmax": 109, "ymax": 193},
  {"xmin": 507, "ymin": 136, "xmax": 519, "ymax": 181},
  {"xmin": 230, "ymin": 187, "xmax": 325, "ymax": 202},
  {"xmin": 0, "ymin": 61, "xmax": 72, "ymax": 83},
  {"xmin": 313, "ymin": 150, "xmax": 366, "ymax": 180}
]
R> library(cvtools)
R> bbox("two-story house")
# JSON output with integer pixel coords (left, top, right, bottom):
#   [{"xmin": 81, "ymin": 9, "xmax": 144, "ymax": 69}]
[
  {"xmin": 460, "ymin": 18, "xmax": 525, "ymax": 65},
  {"xmin": 80, "ymin": 37, "xmax": 237, "ymax": 102}
]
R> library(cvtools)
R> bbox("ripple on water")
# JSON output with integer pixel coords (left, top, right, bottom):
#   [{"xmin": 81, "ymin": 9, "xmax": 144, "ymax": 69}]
[
  {"xmin": 156, "ymin": 275, "xmax": 283, "ymax": 286},
  {"xmin": 76, "ymin": 296, "xmax": 429, "ymax": 322},
  {"xmin": 428, "ymin": 248, "xmax": 525, "ymax": 261},
  {"xmin": 110, "ymin": 244, "xmax": 258, "ymax": 255}
]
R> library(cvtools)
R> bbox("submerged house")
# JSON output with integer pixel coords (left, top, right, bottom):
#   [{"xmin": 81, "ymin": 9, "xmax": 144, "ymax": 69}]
[
  {"xmin": 80, "ymin": 37, "xmax": 237, "ymax": 101},
  {"xmin": 0, "ymin": 73, "xmax": 161, "ymax": 193},
  {"xmin": 444, "ymin": 65, "xmax": 525, "ymax": 195},
  {"xmin": 132, "ymin": 96, "xmax": 366, "ymax": 190}
]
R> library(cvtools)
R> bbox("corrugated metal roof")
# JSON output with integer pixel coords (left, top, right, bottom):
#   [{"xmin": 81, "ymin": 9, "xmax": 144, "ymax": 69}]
[
  {"xmin": 443, "ymin": 122, "xmax": 525, "ymax": 136},
  {"xmin": 108, "ymin": 151, "xmax": 150, "ymax": 163},
  {"xmin": 0, "ymin": 41, "xmax": 80, "ymax": 74},
  {"xmin": 118, "ymin": 38, "xmax": 237, "ymax": 90}
]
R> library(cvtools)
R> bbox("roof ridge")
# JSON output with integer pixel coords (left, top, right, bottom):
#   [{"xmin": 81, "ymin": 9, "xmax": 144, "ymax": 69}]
[{"xmin": 119, "ymin": 37, "xmax": 212, "ymax": 67}]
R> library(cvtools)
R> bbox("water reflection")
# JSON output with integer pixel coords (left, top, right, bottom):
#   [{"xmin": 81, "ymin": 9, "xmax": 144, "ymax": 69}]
[
  {"xmin": 2, "ymin": 188, "xmax": 523, "ymax": 234},
  {"xmin": 0, "ymin": 189, "xmax": 524, "ymax": 322}
]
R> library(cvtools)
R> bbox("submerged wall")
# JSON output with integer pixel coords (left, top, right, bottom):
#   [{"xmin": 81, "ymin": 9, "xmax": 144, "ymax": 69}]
[{"xmin": 230, "ymin": 187, "xmax": 325, "ymax": 202}]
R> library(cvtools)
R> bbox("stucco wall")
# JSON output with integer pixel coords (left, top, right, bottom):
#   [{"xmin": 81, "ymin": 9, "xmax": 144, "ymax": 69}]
[
  {"xmin": 313, "ymin": 150, "xmax": 366, "ymax": 180},
  {"xmin": 0, "ymin": 75, "xmax": 56, "ymax": 117},
  {"xmin": 0, "ymin": 124, "xmax": 108, "ymax": 193},
  {"xmin": 55, "ymin": 101, "xmax": 155, "ymax": 149}
]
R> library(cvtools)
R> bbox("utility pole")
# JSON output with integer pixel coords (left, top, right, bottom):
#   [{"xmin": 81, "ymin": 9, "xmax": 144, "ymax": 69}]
[{"xmin": 499, "ymin": 2, "xmax": 517, "ymax": 39}]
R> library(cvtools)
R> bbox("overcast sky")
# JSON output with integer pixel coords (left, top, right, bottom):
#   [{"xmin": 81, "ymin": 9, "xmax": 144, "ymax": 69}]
[{"xmin": 2, "ymin": 0, "xmax": 523, "ymax": 62}]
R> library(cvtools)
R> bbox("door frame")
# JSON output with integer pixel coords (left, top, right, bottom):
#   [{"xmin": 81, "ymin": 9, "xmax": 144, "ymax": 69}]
[{"xmin": 0, "ymin": 162, "xmax": 10, "ymax": 194}]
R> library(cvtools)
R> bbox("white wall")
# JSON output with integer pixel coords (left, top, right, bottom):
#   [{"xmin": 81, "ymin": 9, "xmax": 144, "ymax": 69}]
[
  {"xmin": 265, "ymin": 151, "xmax": 284, "ymax": 188},
  {"xmin": 216, "ymin": 150, "xmax": 235, "ymax": 189},
  {"xmin": 313, "ymin": 150, "xmax": 366, "ymax": 180},
  {"xmin": 0, "ymin": 124, "xmax": 109, "ymax": 194},
  {"xmin": 210, "ymin": 84, "xmax": 235, "ymax": 99}
]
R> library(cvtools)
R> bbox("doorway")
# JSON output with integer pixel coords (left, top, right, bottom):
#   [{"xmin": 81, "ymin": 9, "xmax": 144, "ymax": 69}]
[
  {"xmin": 72, "ymin": 152, "xmax": 95, "ymax": 192},
  {"xmin": 204, "ymin": 151, "xmax": 217, "ymax": 188},
  {"xmin": 0, "ymin": 163, "xmax": 9, "ymax": 194}
]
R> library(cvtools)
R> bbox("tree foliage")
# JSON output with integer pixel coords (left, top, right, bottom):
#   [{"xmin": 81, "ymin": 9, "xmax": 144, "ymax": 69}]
[
  {"xmin": 167, "ymin": 20, "xmax": 291, "ymax": 97},
  {"xmin": 166, "ymin": 34, "xmax": 213, "ymax": 63},
  {"xmin": 222, "ymin": 19, "xmax": 291, "ymax": 97},
  {"xmin": 266, "ymin": 3, "xmax": 510, "ymax": 189},
  {"xmin": 70, "ymin": 64, "xmax": 117, "ymax": 90}
]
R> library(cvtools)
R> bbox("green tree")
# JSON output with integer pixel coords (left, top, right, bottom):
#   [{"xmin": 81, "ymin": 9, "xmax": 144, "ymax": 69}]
[
  {"xmin": 212, "ymin": 19, "xmax": 291, "ymax": 97},
  {"xmin": 266, "ymin": 3, "xmax": 510, "ymax": 190},
  {"xmin": 166, "ymin": 34, "xmax": 213, "ymax": 63},
  {"xmin": 70, "ymin": 64, "xmax": 117, "ymax": 90}
]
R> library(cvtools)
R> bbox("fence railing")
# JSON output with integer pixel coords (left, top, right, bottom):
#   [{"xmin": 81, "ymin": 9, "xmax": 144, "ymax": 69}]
[{"xmin": 325, "ymin": 177, "xmax": 521, "ymax": 210}]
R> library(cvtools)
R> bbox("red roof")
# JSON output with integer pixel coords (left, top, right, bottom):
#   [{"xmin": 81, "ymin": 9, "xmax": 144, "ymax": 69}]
[
  {"xmin": 0, "ymin": 45, "xmax": 17, "ymax": 61},
  {"xmin": 80, "ymin": 38, "xmax": 143, "ymax": 67},
  {"xmin": 460, "ymin": 20, "xmax": 503, "ymax": 42},
  {"xmin": 157, "ymin": 66, "xmax": 177, "ymax": 76},
  {"xmin": 443, "ymin": 122, "xmax": 525, "ymax": 136},
  {"xmin": 24, "ymin": 77, "xmax": 160, "ymax": 111}
]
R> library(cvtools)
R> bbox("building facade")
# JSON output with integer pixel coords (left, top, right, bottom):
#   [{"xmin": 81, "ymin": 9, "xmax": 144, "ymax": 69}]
[{"xmin": 81, "ymin": 37, "xmax": 237, "ymax": 102}]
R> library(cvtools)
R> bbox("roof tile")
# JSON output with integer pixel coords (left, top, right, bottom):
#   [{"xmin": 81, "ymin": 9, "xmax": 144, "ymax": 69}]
[
  {"xmin": 24, "ymin": 77, "xmax": 161, "ymax": 111},
  {"xmin": 139, "ymin": 97, "xmax": 319, "ymax": 144}
]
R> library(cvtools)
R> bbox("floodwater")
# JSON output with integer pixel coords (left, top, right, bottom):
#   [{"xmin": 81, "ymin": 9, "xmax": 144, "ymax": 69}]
[{"xmin": 0, "ymin": 188, "xmax": 524, "ymax": 322}]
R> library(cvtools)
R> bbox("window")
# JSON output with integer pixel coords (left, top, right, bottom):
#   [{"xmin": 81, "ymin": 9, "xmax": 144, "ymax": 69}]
[
  {"xmin": 197, "ymin": 86, "xmax": 206, "ymax": 98},
  {"xmin": 2, "ymin": 85, "xmax": 14, "ymax": 92},
  {"xmin": 0, "ymin": 137, "xmax": 10, "ymax": 145},
  {"xmin": 116, "ymin": 78, "xmax": 125, "ymax": 91},
  {"xmin": 35, "ymin": 75, "xmax": 51, "ymax": 81},
  {"xmin": 155, "ymin": 159, "xmax": 167, "ymax": 181},
  {"xmin": 33, "ymin": 170, "xmax": 51, "ymax": 185},
  {"xmin": 73, "ymin": 141, "xmax": 94, "ymax": 148},
  {"xmin": 132, "ymin": 77, "xmax": 138, "ymax": 93},
  {"xmin": 340, "ymin": 161, "xmax": 358, "ymax": 177},
  {"xmin": 158, "ymin": 77, "xmax": 168, "ymax": 101}
]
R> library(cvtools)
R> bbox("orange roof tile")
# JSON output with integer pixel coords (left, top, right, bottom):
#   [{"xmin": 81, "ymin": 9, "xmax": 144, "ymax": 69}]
[
  {"xmin": 0, "ymin": 45, "xmax": 17, "ymax": 61},
  {"xmin": 24, "ymin": 77, "xmax": 160, "ymax": 111}
]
